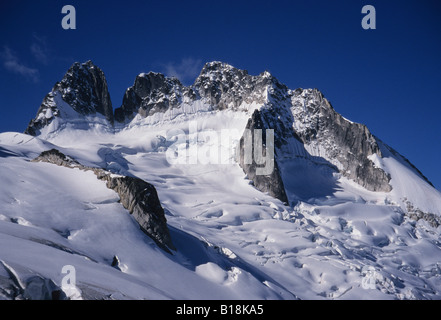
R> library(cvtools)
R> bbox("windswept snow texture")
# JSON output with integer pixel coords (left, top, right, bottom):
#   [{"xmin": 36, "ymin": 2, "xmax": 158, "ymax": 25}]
[{"xmin": 2, "ymin": 61, "xmax": 441, "ymax": 299}]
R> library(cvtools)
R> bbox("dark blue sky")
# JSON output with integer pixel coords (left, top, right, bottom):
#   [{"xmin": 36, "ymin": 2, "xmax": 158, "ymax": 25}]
[{"xmin": 1, "ymin": 0, "xmax": 440, "ymax": 189}]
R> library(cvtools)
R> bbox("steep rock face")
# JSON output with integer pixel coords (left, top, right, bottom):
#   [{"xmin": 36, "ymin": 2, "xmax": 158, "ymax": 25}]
[
  {"xmin": 114, "ymin": 72, "xmax": 193, "ymax": 123},
  {"xmin": 97, "ymin": 173, "xmax": 175, "ymax": 252},
  {"xmin": 238, "ymin": 110, "xmax": 288, "ymax": 203},
  {"xmin": 114, "ymin": 61, "xmax": 273, "ymax": 123},
  {"xmin": 238, "ymin": 77, "xmax": 392, "ymax": 201},
  {"xmin": 26, "ymin": 60, "xmax": 421, "ymax": 198},
  {"xmin": 288, "ymin": 88, "xmax": 392, "ymax": 192},
  {"xmin": 32, "ymin": 149, "xmax": 175, "ymax": 253},
  {"xmin": 25, "ymin": 61, "xmax": 113, "ymax": 136},
  {"xmin": 193, "ymin": 63, "xmax": 392, "ymax": 194},
  {"xmin": 193, "ymin": 61, "xmax": 271, "ymax": 110}
]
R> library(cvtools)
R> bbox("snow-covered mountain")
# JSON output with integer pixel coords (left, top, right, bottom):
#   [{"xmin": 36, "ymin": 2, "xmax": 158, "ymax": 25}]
[
  {"xmin": 1, "ymin": 60, "xmax": 440, "ymax": 300},
  {"xmin": 25, "ymin": 60, "xmax": 114, "ymax": 137}
]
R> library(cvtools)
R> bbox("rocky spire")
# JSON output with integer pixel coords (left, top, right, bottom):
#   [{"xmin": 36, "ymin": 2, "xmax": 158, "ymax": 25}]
[
  {"xmin": 114, "ymin": 61, "xmax": 277, "ymax": 123},
  {"xmin": 114, "ymin": 72, "xmax": 186, "ymax": 123},
  {"xmin": 25, "ymin": 60, "xmax": 113, "ymax": 136},
  {"xmin": 25, "ymin": 60, "xmax": 431, "ymax": 197}
]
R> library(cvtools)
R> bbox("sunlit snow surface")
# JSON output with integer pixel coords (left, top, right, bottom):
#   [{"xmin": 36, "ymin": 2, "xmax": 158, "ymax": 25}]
[{"xmin": 0, "ymin": 108, "xmax": 441, "ymax": 300}]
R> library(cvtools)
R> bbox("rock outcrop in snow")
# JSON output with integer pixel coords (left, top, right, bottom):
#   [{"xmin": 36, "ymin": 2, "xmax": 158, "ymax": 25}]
[
  {"xmin": 32, "ymin": 149, "xmax": 175, "ymax": 253},
  {"xmin": 98, "ymin": 173, "xmax": 176, "ymax": 253},
  {"xmin": 238, "ymin": 109, "xmax": 288, "ymax": 203}
]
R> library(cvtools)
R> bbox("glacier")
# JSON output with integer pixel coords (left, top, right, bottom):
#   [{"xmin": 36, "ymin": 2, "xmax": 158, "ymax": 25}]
[{"xmin": 1, "ymin": 61, "xmax": 441, "ymax": 300}]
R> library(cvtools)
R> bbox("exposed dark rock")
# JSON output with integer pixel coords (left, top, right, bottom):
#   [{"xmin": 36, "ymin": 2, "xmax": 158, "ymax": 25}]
[
  {"xmin": 114, "ymin": 72, "xmax": 186, "ymax": 123},
  {"xmin": 59, "ymin": 60, "xmax": 113, "ymax": 124},
  {"xmin": 25, "ymin": 61, "xmax": 113, "ymax": 136},
  {"xmin": 113, "ymin": 62, "xmax": 394, "ymax": 198},
  {"xmin": 289, "ymin": 88, "xmax": 392, "ymax": 193},
  {"xmin": 32, "ymin": 149, "xmax": 175, "ymax": 253},
  {"xmin": 111, "ymin": 255, "xmax": 121, "ymax": 270},
  {"xmin": 98, "ymin": 173, "xmax": 175, "ymax": 252},
  {"xmin": 27, "ymin": 60, "xmax": 435, "ymax": 199},
  {"xmin": 33, "ymin": 148, "xmax": 81, "ymax": 168},
  {"xmin": 196, "ymin": 64, "xmax": 393, "ymax": 195},
  {"xmin": 114, "ymin": 62, "xmax": 274, "ymax": 123},
  {"xmin": 193, "ymin": 62, "xmax": 271, "ymax": 111},
  {"xmin": 238, "ymin": 85, "xmax": 392, "ymax": 202},
  {"xmin": 238, "ymin": 110, "xmax": 288, "ymax": 203}
]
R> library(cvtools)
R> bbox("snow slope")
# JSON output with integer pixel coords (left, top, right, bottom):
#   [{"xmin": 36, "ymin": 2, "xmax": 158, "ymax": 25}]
[
  {"xmin": 0, "ymin": 133, "xmax": 292, "ymax": 300},
  {"xmin": 1, "ymin": 101, "xmax": 441, "ymax": 299}
]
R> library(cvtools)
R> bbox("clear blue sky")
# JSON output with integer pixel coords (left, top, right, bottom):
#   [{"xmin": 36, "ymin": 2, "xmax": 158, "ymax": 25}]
[{"xmin": 1, "ymin": 0, "xmax": 440, "ymax": 189}]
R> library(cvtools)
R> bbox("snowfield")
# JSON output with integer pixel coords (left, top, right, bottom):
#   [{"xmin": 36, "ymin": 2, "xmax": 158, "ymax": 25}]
[
  {"xmin": 1, "ymin": 60, "xmax": 441, "ymax": 300},
  {"xmin": 1, "ymin": 102, "xmax": 441, "ymax": 300}
]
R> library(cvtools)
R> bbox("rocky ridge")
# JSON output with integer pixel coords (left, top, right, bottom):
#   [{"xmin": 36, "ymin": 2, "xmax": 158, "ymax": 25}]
[
  {"xmin": 32, "ymin": 149, "xmax": 175, "ymax": 253},
  {"xmin": 24, "ymin": 60, "xmax": 435, "ymax": 206}
]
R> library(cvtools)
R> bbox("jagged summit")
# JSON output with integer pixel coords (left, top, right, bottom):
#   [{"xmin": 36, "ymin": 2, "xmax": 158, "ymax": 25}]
[
  {"xmin": 4, "ymin": 60, "xmax": 441, "ymax": 300},
  {"xmin": 24, "ymin": 60, "xmax": 433, "ymax": 198},
  {"xmin": 114, "ymin": 71, "xmax": 187, "ymax": 123},
  {"xmin": 199, "ymin": 60, "xmax": 237, "ymax": 72},
  {"xmin": 25, "ymin": 60, "xmax": 284, "ymax": 129},
  {"xmin": 197, "ymin": 61, "xmax": 273, "ymax": 79},
  {"xmin": 114, "ymin": 61, "xmax": 272, "ymax": 123},
  {"xmin": 25, "ymin": 60, "xmax": 113, "ymax": 136},
  {"xmin": 197, "ymin": 61, "xmax": 273, "ymax": 81}
]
